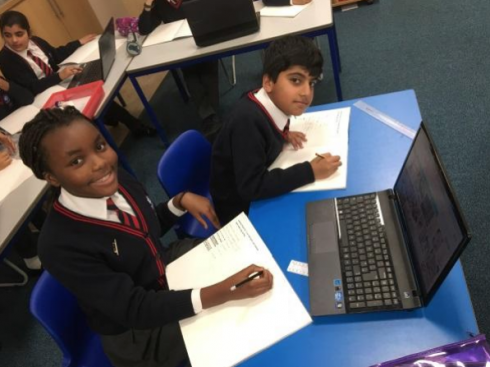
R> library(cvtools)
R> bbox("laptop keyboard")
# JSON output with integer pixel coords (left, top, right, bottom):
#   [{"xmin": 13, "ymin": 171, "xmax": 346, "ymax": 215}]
[
  {"xmin": 337, "ymin": 193, "xmax": 402, "ymax": 312},
  {"xmin": 68, "ymin": 61, "xmax": 102, "ymax": 88}
]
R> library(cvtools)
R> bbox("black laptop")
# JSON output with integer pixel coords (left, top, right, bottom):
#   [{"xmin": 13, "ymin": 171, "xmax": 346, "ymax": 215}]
[
  {"xmin": 182, "ymin": 0, "xmax": 260, "ymax": 47},
  {"xmin": 305, "ymin": 123, "xmax": 471, "ymax": 316},
  {"xmin": 68, "ymin": 18, "xmax": 116, "ymax": 89}
]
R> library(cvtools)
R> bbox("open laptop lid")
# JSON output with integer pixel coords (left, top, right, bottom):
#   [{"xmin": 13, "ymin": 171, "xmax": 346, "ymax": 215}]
[
  {"xmin": 98, "ymin": 18, "xmax": 116, "ymax": 80},
  {"xmin": 182, "ymin": 0, "xmax": 259, "ymax": 47},
  {"xmin": 393, "ymin": 122, "xmax": 471, "ymax": 304}
]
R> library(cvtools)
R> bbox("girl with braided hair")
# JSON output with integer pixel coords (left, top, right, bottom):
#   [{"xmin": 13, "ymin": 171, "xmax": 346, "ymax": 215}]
[{"xmin": 19, "ymin": 107, "xmax": 273, "ymax": 367}]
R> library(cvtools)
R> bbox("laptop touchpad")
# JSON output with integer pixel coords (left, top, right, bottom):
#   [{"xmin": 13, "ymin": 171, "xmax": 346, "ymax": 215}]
[{"xmin": 310, "ymin": 222, "xmax": 337, "ymax": 253}]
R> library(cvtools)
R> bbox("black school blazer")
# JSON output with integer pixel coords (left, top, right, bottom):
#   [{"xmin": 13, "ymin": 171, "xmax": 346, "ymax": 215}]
[{"xmin": 0, "ymin": 36, "xmax": 80, "ymax": 95}]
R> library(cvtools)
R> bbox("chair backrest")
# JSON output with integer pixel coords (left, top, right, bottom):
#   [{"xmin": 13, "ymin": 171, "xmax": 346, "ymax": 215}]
[
  {"xmin": 30, "ymin": 271, "xmax": 113, "ymax": 367},
  {"xmin": 157, "ymin": 130, "xmax": 216, "ymax": 238}
]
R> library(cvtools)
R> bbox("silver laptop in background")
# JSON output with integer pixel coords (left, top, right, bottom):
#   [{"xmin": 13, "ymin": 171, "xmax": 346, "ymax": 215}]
[{"xmin": 306, "ymin": 123, "xmax": 471, "ymax": 316}]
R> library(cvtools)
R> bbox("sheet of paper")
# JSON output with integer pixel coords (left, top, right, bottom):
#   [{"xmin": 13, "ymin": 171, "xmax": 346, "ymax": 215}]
[
  {"xmin": 0, "ymin": 105, "xmax": 40, "ymax": 134},
  {"xmin": 260, "ymin": 3, "xmax": 311, "ymax": 17},
  {"xmin": 0, "ymin": 157, "xmax": 33, "ymax": 204},
  {"xmin": 268, "ymin": 107, "xmax": 351, "ymax": 192},
  {"xmin": 175, "ymin": 20, "xmax": 192, "ymax": 39},
  {"xmin": 167, "ymin": 213, "xmax": 312, "ymax": 367},
  {"xmin": 59, "ymin": 36, "xmax": 126, "ymax": 65},
  {"xmin": 32, "ymin": 85, "xmax": 66, "ymax": 109},
  {"xmin": 142, "ymin": 20, "xmax": 191, "ymax": 48}
]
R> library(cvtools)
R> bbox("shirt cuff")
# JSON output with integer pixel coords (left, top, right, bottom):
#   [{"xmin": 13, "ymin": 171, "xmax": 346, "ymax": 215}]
[
  {"xmin": 167, "ymin": 196, "xmax": 187, "ymax": 217},
  {"xmin": 191, "ymin": 288, "xmax": 203, "ymax": 314}
]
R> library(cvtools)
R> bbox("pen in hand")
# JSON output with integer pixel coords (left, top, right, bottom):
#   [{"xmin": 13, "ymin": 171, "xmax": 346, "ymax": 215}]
[
  {"xmin": 315, "ymin": 153, "xmax": 324, "ymax": 159},
  {"xmin": 230, "ymin": 270, "xmax": 264, "ymax": 291}
]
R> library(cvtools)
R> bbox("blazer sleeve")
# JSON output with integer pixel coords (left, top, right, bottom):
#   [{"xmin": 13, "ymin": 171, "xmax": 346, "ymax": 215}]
[
  {"xmin": 32, "ymin": 37, "xmax": 81, "ymax": 65},
  {"xmin": 262, "ymin": 0, "xmax": 292, "ymax": 5},
  {"xmin": 5, "ymin": 79, "xmax": 34, "ymax": 107},
  {"xmin": 231, "ymin": 114, "xmax": 315, "ymax": 202},
  {"xmin": 138, "ymin": 6, "xmax": 164, "ymax": 35}
]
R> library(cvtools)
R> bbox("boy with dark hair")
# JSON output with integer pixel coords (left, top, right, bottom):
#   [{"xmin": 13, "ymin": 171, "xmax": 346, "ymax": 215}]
[{"xmin": 210, "ymin": 35, "xmax": 342, "ymax": 225}]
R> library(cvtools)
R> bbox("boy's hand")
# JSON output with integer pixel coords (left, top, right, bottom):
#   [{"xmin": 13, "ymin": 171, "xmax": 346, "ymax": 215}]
[
  {"xmin": 200, "ymin": 265, "xmax": 273, "ymax": 309},
  {"xmin": 310, "ymin": 152, "xmax": 342, "ymax": 180},
  {"xmin": 59, "ymin": 65, "xmax": 83, "ymax": 80},
  {"xmin": 0, "ymin": 133, "xmax": 16, "ymax": 155},
  {"xmin": 179, "ymin": 192, "xmax": 221, "ymax": 230},
  {"xmin": 0, "ymin": 151, "xmax": 12, "ymax": 170},
  {"xmin": 286, "ymin": 131, "xmax": 306, "ymax": 150}
]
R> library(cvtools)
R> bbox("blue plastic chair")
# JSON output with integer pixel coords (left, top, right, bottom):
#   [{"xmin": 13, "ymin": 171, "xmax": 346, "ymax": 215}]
[
  {"xmin": 30, "ymin": 271, "xmax": 113, "ymax": 367},
  {"xmin": 157, "ymin": 129, "xmax": 217, "ymax": 239}
]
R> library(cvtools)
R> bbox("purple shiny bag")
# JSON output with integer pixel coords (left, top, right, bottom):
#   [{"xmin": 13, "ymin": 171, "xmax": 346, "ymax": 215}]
[
  {"xmin": 371, "ymin": 334, "xmax": 490, "ymax": 367},
  {"xmin": 115, "ymin": 17, "xmax": 139, "ymax": 37}
]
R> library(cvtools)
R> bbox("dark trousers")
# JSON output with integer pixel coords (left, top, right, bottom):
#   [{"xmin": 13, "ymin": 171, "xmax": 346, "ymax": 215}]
[
  {"xmin": 182, "ymin": 61, "xmax": 219, "ymax": 121},
  {"xmin": 105, "ymin": 102, "xmax": 141, "ymax": 133},
  {"xmin": 100, "ymin": 239, "xmax": 201, "ymax": 367}
]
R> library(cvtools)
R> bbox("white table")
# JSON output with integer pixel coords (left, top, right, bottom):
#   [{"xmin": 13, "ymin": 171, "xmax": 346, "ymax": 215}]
[{"xmin": 126, "ymin": 0, "xmax": 342, "ymax": 144}]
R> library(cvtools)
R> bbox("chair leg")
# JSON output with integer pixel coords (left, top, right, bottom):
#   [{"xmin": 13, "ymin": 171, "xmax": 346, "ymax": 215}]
[
  {"xmin": 0, "ymin": 259, "xmax": 28, "ymax": 287},
  {"xmin": 219, "ymin": 57, "xmax": 237, "ymax": 87}
]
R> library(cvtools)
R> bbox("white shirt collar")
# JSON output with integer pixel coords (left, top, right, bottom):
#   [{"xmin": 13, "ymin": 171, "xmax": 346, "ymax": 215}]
[
  {"xmin": 254, "ymin": 88, "xmax": 290, "ymax": 131},
  {"xmin": 59, "ymin": 188, "xmax": 110, "ymax": 221}
]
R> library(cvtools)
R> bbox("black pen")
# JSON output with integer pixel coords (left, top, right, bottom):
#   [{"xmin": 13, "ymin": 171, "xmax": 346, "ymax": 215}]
[{"xmin": 230, "ymin": 271, "xmax": 264, "ymax": 291}]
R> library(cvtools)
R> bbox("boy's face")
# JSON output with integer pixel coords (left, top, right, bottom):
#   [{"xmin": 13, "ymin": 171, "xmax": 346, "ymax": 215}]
[
  {"xmin": 263, "ymin": 66, "xmax": 317, "ymax": 116},
  {"xmin": 43, "ymin": 119, "xmax": 119, "ymax": 198}
]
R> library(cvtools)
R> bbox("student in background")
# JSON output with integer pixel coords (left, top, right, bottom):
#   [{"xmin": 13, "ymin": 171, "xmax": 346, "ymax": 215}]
[
  {"xmin": 19, "ymin": 107, "xmax": 273, "ymax": 367},
  {"xmin": 139, "ymin": 0, "xmax": 222, "ymax": 142},
  {"xmin": 0, "ymin": 10, "xmax": 156, "ymax": 137},
  {"xmin": 210, "ymin": 35, "xmax": 341, "ymax": 225}
]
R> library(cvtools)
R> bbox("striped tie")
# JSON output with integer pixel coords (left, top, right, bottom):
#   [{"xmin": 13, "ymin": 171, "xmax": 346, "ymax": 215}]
[
  {"xmin": 283, "ymin": 119, "xmax": 290, "ymax": 137},
  {"xmin": 107, "ymin": 197, "xmax": 141, "ymax": 230},
  {"xmin": 27, "ymin": 50, "xmax": 53, "ymax": 77}
]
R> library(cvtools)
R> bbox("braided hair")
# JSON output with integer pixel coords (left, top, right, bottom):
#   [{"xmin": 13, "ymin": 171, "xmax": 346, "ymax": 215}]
[{"xmin": 19, "ymin": 107, "xmax": 91, "ymax": 179}]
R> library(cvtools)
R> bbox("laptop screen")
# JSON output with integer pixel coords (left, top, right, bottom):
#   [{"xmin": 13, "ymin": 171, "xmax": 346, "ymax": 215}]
[
  {"xmin": 99, "ymin": 18, "xmax": 116, "ymax": 81},
  {"xmin": 393, "ymin": 124, "xmax": 470, "ymax": 300}
]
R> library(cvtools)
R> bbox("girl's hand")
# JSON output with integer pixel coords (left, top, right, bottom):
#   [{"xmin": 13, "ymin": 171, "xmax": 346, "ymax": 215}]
[
  {"xmin": 0, "ymin": 151, "xmax": 12, "ymax": 171},
  {"xmin": 200, "ymin": 265, "xmax": 273, "ymax": 309},
  {"xmin": 79, "ymin": 34, "xmax": 97, "ymax": 45},
  {"xmin": 59, "ymin": 65, "xmax": 83, "ymax": 80},
  {"xmin": 0, "ymin": 133, "xmax": 16, "ymax": 155},
  {"xmin": 286, "ymin": 131, "xmax": 307, "ymax": 150},
  {"xmin": 176, "ymin": 192, "xmax": 221, "ymax": 230}
]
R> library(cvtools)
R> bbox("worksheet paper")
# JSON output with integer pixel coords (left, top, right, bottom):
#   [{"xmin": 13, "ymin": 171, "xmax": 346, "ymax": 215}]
[
  {"xmin": 166, "ymin": 213, "xmax": 312, "ymax": 367},
  {"xmin": 58, "ymin": 36, "xmax": 126, "ymax": 65},
  {"xmin": 142, "ymin": 19, "xmax": 192, "ymax": 48},
  {"xmin": 268, "ymin": 107, "xmax": 351, "ymax": 192},
  {"xmin": 260, "ymin": 3, "xmax": 311, "ymax": 17}
]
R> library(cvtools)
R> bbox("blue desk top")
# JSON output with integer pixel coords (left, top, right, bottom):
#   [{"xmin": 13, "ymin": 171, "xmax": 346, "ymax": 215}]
[{"xmin": 246, "ymin": 90, "xmax": 478, "ymax": 367}]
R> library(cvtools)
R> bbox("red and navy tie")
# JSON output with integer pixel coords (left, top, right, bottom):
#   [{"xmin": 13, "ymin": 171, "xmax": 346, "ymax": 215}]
[
  {"xmin": 27, "ymin": 50, "xmax": 53, "ymax": 77},
  {"xmin": 107, "ymin": 197, "xmax": 141, "ymax": 230},
  {"xmin": 283, "ymin": 119, "xmax": 290, "ymax": 138}
]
